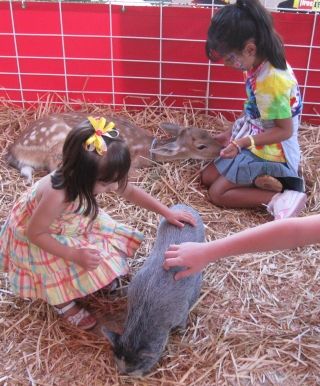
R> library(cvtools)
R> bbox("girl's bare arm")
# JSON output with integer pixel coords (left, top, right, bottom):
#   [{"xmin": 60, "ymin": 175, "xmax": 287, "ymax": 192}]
[
  {"xmin": 164, "ymin": 215, "xmax": 320, "ymax": 279},
  {"xmin": 206, "ymin": 214, "xmax": 320, "ymax": 257},
  {"xmin": 236, "ymin": 118, "xmax": 293, "ymax": 148},
  {"xmin": 119, "ymin": 183, "xmax": 195, "ymax": 227}
]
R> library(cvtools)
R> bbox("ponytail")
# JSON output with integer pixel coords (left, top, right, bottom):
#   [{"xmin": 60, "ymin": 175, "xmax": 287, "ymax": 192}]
[
  {"xmin": 206, "ymin": 0, "xmax": 287, "ymax": 70},
  {"xmin": 237, "ymin": 0, "xmax": 286, "ymax": 69}
]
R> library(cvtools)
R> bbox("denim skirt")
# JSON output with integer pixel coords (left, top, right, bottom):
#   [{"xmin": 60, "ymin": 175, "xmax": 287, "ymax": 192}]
[{"xmin": 214, "ymin": 149, "xmax": 304, "ymax": 192}]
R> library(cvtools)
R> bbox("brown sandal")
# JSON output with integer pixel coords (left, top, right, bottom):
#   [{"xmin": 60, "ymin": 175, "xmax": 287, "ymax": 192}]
[{"xmin": 55, "ymin": 301, "xmax": 97, "ymax": 330}]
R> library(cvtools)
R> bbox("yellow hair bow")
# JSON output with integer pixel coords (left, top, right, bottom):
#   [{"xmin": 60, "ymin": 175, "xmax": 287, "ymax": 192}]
[{"xmin": 85, "ymin": 116, "xmax": 119, "ymax": 155}]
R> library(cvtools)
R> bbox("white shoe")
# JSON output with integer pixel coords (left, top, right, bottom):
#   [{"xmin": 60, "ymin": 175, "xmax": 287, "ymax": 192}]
[{"xmin": 267, "ymin": 190, "xmax": 307, "ymax": 220}]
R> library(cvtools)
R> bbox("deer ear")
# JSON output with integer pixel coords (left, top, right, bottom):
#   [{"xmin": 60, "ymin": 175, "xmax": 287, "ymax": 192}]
[
  {"xmin": 159, "ymin": 123, "xmax": 186, "ymax": 137},
  {"xmin": 150, "ymin": 141, "xmax": 181, "ymax": 156},
  {"xmin": 101, "ymin": 326, "xmax": 121, "ymax": 347}
]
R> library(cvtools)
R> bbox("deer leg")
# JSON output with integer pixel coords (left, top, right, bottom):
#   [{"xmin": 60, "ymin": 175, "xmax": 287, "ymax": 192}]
[{"xmin": 20, "ymin": 165, "xmax": 34, "ymax": 185}]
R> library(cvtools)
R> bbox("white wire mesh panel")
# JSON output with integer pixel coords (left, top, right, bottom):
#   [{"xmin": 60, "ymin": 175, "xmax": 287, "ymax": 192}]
[{"xmin": 0, "ymin": 1, "xmax": 319, "ymax": 123}]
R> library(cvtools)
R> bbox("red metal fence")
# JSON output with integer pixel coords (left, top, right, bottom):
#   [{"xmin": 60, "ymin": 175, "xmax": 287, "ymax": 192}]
[{"xmin": 0, "ymin": 1, "xmax": 319, "ymax": 123}]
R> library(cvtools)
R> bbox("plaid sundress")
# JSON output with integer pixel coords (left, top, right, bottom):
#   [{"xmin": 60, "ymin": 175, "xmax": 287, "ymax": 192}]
[{"xmin": 0, "ymin": 182, "xmax": 144, "ymax": 305}]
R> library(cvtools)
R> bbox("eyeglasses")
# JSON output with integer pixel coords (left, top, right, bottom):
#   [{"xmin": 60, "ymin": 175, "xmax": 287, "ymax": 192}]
[
  {"xmin": 223, "ymin": 53, "xmax": 246, "ymax": 70},
  {"xmin": 224, "ymin": 53, "xmax": 241, "ymax": 64}
]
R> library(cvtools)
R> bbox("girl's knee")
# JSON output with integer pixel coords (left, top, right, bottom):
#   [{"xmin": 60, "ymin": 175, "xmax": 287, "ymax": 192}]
[
  {"xmin": 207, "ymin": 185, "xmax": 224, "ymax": 207},
  {"xmin": 200, "ymin": 171, "xmax": 210, "ymax": 187}
]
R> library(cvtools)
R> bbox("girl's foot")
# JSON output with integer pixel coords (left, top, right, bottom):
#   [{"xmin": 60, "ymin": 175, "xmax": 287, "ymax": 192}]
[
  {"xmin": 254, "ymin": 175, "xmax": 283, "ymax": 193},
  {"xmin": 54, "ymin": 301, "xmax": 97, "ymax": 330}
]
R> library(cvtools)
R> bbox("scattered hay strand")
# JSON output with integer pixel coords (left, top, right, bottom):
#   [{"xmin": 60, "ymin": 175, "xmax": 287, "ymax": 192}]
[{"xmin": 0, "ymin": 99, "xmax": 320, "ymax": 385}]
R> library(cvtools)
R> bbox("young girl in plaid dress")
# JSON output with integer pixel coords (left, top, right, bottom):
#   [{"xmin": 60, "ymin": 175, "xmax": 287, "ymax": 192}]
[{"xmin": 0, "ymin": 116, "xmax": 195, "ymax": 330}]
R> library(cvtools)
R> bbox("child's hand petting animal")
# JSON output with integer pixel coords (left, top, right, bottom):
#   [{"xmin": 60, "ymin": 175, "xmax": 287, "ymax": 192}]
[{"xmin": 164, "ymin": 209, "xmax": 196, "ymax": 228}]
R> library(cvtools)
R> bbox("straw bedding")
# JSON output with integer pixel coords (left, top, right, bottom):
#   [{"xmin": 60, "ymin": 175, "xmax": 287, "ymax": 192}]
[{"xmin": 0, "ymin": 99, "xmax": 319, "ymax": 386}]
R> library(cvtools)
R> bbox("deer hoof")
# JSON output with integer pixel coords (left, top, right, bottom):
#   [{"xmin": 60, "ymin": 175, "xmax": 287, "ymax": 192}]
[{"xmin": 20, "ymin": 166, "xmax": 34, "ymax": 185}]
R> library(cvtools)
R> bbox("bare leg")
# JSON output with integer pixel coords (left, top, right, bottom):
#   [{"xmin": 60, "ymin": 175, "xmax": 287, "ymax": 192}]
[
  {"xmin": 201, "ymin": 163, "xmax": 221, "ymax": 187},
  {"xmin": 202, "ymin": 163, "xmax": 277, "ymax": 208},
  {"xmin": 208, "ymin": 175, "xmax": 277, "ymax": 208}
]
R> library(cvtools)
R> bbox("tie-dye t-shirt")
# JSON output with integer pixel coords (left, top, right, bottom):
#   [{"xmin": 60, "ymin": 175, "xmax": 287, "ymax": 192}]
[
  {"xmin": 245, "ymin": 61, "xmax": 302, "ymax": 119},
  {"xmin": 243, "ymin": 61, "xmax": 302, "ymax": 162}
]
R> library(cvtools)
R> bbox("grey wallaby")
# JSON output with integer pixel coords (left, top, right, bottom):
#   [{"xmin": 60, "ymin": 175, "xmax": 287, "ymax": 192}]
[{"xmin": 102, "ymin": 204, "xmax": 205, "ymax": 376}]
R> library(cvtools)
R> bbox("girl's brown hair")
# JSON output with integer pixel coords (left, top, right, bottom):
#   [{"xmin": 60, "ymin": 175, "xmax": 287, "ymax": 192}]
[
  {"xmin": 51, "ymin": 119, "xmax": 131, "ymax": 220},
  {"xmin": 206, "ymin": 0, "xmax": 287, "ymax": 70}
]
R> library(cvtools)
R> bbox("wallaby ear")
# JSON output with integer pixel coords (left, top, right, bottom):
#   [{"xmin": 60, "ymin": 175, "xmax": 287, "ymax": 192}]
[
  {"xmin": 150, "ymin": 141, "xmax": 182, "ymax": 156},
  {"xmin": 101, "ymin": 326, "xmax": 121, "ymax": 347},
  {"xmin": 159, "ymin": 123, "xmax": 186, "ymax": 137}
]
